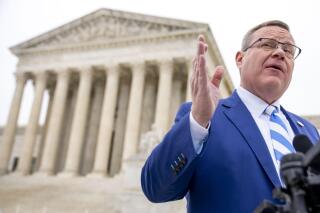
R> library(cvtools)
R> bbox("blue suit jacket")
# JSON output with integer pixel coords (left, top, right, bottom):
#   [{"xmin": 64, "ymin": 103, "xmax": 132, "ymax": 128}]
[{"xmin": 141, "ymin": 91, "xmax": 319, "ymax": 213}]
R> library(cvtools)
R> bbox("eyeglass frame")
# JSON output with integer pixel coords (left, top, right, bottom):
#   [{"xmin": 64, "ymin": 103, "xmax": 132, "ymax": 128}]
[{"xmin": 243, "ymin": 37, "xmax": 302, "ymax": 60}]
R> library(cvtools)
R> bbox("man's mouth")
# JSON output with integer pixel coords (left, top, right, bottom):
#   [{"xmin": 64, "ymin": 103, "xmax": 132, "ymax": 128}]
[{"xmin": 265, "ymin": 64, "xmax": 284, "ymax": 73}]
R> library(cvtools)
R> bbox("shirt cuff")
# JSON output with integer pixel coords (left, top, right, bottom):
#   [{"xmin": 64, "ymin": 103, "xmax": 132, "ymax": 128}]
[{"xmin": 189, "ymin": 112, "xmax": 210, "ymax": 154}]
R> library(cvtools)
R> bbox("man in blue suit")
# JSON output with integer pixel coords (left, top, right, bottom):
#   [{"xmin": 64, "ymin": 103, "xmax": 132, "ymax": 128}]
[{"xmin": 141, "ymin": 20, "xmax": 320, "ymax": 212}]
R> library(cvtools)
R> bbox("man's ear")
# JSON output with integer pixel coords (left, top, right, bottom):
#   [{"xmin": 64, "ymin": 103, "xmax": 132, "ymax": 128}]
[{"xmin": 235, "ymin": 51, "xmax": 244, "ymax": 69}]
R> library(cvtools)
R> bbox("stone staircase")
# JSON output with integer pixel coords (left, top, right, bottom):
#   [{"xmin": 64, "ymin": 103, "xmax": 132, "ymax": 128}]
[{"xmin": 0, "ymin": 158, "xmax": 185, "ymax": 213}]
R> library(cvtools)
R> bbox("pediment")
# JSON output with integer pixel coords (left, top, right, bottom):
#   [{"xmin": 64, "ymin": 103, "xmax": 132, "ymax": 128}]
[{"xmin": 12, "ymin": 8, "xmax": 207, "ymax": 52}]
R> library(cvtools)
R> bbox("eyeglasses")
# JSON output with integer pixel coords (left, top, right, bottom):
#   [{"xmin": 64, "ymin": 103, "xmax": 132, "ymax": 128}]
[{"xmin": 243, "ymin": 38, "xmax": 302, "ymax": 60}]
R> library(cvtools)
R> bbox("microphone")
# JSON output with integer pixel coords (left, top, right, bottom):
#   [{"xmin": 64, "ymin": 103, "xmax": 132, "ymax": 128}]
[
  {"xmin": 303, "ymin": 141, "xmax": 320, "ymax": 172},
  {"xmin": 292, "ymin": 134, "xmax": 320, "ymax": 173},
  {"xmin": 280, "ymin": 136, "xmax": 308, "ymax": 183},
  {"xmin": 293, "ymin": 134, "xmax": 313, "ymax": 154}
]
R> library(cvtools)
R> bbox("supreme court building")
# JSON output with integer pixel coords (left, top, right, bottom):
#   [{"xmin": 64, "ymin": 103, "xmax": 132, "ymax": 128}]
[
  {"xmin": 0, "ymin": 8, "xmax": 233, "ymax": 212},
  {"xmin": 1, "ymin": 7, "xmax": 320, "ymax": 213}
]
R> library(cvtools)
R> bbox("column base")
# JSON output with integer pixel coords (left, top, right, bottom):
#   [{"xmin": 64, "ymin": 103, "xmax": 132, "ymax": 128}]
[
  {"xmin": 9, "ymin": 170, "xmax": 29, "ymax": 177},
  {"xmin": 57, "ymin": 171, "xmax": 79, "ymax": 178},
  {"xmin": 33, "ymin": 170, "xmax": 55, "ymax": 177},
  {"xmin": 0, "ymin": 168, "xmax": 9, "ymax": 176},
  {"xmin": 86, "ymin": 171, "xmax": 108, "ymax": 178},
  {"xmin": 121, "ymin": 155, "xmax": 145, "ymax": 190}
]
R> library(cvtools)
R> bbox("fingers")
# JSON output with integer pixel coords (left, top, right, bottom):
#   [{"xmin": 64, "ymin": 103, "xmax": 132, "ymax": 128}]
[
  {"xmin": 193, "ymin": 35, "xmax": 207, "ymax": 73},
  {"xmin": 191, "ymin": 57, "xmax": 197, "ymax": 92},
  {"xmin": 197, "ymin": 35, "xmax": 208, "ymax": 56},
  {"xmin": 198, "ymin": 55, "xmax": 207, "ymax": 84},
  {"xmin": 211, "ymin": 66, "xmax": 224, "ymax": 88},
  {"xmin": 194, "ymin": 34, "xmax": 208, "ymax": 80},
  {"xmin": 191, "ymin": 35, "xmax": 210, "ymax": 97},
  {"xmin": 190, "ymin": 35, "xmax": 221, "ymax": 127}
]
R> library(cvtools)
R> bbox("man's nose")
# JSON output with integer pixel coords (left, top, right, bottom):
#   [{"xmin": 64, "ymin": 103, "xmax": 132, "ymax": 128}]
[{"xmin": 271, "ymin": 45, "xmax": 286, "ymax": 59}]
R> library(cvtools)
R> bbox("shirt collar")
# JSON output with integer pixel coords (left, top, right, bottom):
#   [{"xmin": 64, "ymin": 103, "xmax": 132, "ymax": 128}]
[{"xmin": 236, "ymin": 86, "xmax": 281, "ymax": 118}]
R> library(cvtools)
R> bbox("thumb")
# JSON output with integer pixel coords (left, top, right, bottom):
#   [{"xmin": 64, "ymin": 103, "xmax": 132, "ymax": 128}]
[{"xmin": 211, "ymin": 65, "xmax": 224, "ymax": 88}]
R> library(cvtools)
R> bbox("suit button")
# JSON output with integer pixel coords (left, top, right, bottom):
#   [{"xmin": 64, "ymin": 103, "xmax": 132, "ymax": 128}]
[
  {"xmin": 170, "ymin": 164, "xmax": 177, "ymax": 175},
  {"xmin": 174, "ymin": 166, "xmax": 181, "ymax": 173},
  {"xmin": 180, "ymin": 153, "xmax": 187, "ymax": 164}
]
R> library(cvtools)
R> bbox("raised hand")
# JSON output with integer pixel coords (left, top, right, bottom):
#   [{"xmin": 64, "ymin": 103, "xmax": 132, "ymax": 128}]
[{"xmin": 191, "ymin": 35, "xmax": 224, "ymax": 128}]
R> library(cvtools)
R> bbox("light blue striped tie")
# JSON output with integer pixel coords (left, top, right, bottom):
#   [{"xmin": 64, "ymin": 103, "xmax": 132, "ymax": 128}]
[{"xmin": 265, "ymin": 106, "xmax": 295, "ymax": 164}]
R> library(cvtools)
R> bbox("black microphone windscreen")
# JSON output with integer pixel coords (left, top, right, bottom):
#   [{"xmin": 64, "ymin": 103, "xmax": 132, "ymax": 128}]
[{"xmin": 293, "ymin": 134, "xmax": 313, "ymax": 154}]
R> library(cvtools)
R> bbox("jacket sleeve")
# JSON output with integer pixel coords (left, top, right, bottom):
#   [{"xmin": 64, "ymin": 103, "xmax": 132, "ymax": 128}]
[{"xmin": 141, "ymin": 102, "xmax": 203, "ymax": 202}]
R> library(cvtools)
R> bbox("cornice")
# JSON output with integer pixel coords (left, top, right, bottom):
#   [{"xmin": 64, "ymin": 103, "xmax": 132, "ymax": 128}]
[
  {"xmin": 10, "ymin": 8, "xmax": 208, "ymax": 53},
  {"xmin": 12, "ymin": 28, "xmax": 206, "ymax": 56}
]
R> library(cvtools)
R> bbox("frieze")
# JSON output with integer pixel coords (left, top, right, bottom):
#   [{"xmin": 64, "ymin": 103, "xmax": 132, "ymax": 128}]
[{"xmin": 27, "ymin": 15, "xmax": 187, "ymax": 49}]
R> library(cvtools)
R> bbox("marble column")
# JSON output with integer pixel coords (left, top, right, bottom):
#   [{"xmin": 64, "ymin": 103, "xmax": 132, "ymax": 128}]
[
  {"xmin": 170, "ymin": 72, "xmax": 184, "ymax": 125},
  {"xmin": 122, "ymin": 62, "xmax": 145, "ymax": 161},
  {"xmin": 55, "ymin": 84, "xmax": 78, "ymax": 173},
  {"xmin": 0, "ymin": 72, "xmax": 27, "ymax": 175},
  {"xmin": 17, "ymin": 72, "xmax": 47, "ymax": 175},
  {"xmin": 185, "ymin": 59, "xmax": 193, "ymax": 101},
  {"xmin": 62, "ymin": 68, "xmax": 93, "ymax": 176},
  {"xmin": 80, "ymin": 78, "xmax": 104, "ymax": 175},
  {"xmin": 109, "ymin": 74, "xmax": 131, "ymax": 176},
  {"xmin": 38, "ymin": 70, "xmax": 70, "ymax": 175},
  {"xmin": 35, "ymin": 86, "xmax": 54, "ymax": 171},
  {"xmin": 90, "ymin": 65, "xmax": 119, "ymax": 177},
  {"xmin": 139, "ymin": 70, "xmax": 158, "ymax": 137},
  {"xmin": 154, "ymin": 59, "xmax": 174, "ymax": 138}
]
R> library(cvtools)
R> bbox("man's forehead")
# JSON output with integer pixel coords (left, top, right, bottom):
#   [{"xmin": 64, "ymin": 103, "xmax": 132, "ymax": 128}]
[{"xmin": 252, "ymin": 26, "xmax": 294, "ymax": 42}]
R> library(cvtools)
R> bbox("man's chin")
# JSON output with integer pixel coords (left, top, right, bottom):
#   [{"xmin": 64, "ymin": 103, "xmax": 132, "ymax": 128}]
[
  {"xmin": 263, "ymin": 77, "xmax": 283, "ymax": 89},
  {"xmin": 260, "ymin": 80, "xmax": 285, "ymax": 98}
]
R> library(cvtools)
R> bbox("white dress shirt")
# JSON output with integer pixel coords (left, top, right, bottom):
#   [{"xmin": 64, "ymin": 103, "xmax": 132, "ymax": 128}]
[{"xmin": 189, "ymin": 86, "xmax": 295, "ymax": 179}]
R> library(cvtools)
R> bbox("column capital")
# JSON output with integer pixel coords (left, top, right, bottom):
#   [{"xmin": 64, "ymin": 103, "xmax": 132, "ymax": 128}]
[
  {"xmin": 105, "ymin": 64, "xmax": 119, "ymax": 75},
  {"xmin": 157, "ymin": 59, "xmax": 174, "ymax": 73},
  {"xmin": 78, "ymin": 66, "xmax": 93, "ymax": 77},
  {"xmin": 33, "ymin": 71, "xmax": 48, "ymax": 81},
  {"xmin": 185, "ymin": 57, "xmax": 193, "ymax": 66},
  {"xmin": 173, "ymin": 56, "xmax": 192, "ymax": 64},
  {"xmin": 130, "ymin": 62, "xmax": 145, "ymax": 71},
  {"xmin": 55, "ymin": 68, "xmax": 71, "ymax": 78},
  {"xmin": 157, "ymin": 58, "xmax": 173, "ymax": 64},
  {"xmin": 78, "ymin": 65, "xmax": 92, "ymax": 71},
  {"xmin": 14, "ymin": 72, "xmax": 28, "ymax": 84},
  {"xmin": 129, "ymin": 61, "xmax": 145, "ymax": 66}
]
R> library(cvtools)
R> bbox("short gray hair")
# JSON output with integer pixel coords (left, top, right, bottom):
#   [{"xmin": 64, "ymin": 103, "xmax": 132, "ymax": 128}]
[{"xmin": 241, "ymin": 20, "xmax": 290, "ymax": 51}]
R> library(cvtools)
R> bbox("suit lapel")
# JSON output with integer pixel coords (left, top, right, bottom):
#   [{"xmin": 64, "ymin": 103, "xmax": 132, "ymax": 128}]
[
  {"xmin": 281, "ymin": 107, "xmax": 307, "ymax": 136},
  {"xmin": 222, "ymin": 92, "xmax": 281, "ymax": 187}
]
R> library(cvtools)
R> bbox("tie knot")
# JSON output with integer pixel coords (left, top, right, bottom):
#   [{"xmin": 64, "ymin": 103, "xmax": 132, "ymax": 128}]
[{"xmin": 264, "ymin": 105, "xmax": 278, "ymax": 116}]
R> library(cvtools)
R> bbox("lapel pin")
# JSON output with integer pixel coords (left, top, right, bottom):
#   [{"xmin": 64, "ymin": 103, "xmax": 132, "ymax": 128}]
[{"xmin": 297, "ymin": 121, "xmax": 304, "ymax": 127}]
